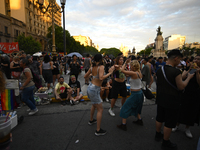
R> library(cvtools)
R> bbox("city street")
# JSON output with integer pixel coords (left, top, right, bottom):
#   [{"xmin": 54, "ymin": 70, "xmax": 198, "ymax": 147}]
[{"xmin": 10, "ymin": 72, "xmax": 200, "ymax": 150}]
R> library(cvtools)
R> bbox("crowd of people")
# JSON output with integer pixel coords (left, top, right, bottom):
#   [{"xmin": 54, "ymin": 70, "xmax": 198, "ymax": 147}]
[{"xmin": 0, "ymin": 49, "xmax": 200, "ymax": 149}]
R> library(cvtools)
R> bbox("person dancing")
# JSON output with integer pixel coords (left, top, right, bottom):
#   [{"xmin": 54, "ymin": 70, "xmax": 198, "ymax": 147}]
[
  {"xmin": 84, "ymin": 54, "xmax": 114, "ymax": 136},
  {"xmin": 117, "ymin": 60, "xmax": 144, "ymax": 131},
  {"xmin": 108, "ymin": 56, "xmax": 127, "ymax": 116}
]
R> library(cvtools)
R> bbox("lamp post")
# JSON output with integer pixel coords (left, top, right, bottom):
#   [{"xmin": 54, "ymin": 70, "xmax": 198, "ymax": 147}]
[
  {"xmin": 37, "ymin": 0, "xmax": 61, "ymax": 56},
  {"xmin": 60, "ymin": 0, "xmax": 66, "ymax": 55}
]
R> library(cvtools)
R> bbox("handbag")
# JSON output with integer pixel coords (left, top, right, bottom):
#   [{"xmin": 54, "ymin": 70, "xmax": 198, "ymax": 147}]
[{"xmin": 138, "ymin": 74, "xmax": 155, "ymax": 99}]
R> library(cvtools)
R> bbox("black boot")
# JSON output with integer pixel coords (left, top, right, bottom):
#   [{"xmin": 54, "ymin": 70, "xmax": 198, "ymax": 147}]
[
  {"xmin": 155, "ymin": 132, "xmax": 163, "ymax": 141},
  {"xmin": 117, "ymin": 124, "xmax": 127, "ymax": 131},
  {"xmin": 133, "ymin": 119, "xmax": 143, "ymax": 126}
]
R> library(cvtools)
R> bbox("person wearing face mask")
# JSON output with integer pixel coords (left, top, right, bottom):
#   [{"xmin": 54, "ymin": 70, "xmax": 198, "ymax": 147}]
[
  {"xmin": 68, "ymin": 75, "xmax": 83, "ymax": 104},
  {"xmin": 54, "ymin": 76, "xmax": 73, "ymax": 106}
]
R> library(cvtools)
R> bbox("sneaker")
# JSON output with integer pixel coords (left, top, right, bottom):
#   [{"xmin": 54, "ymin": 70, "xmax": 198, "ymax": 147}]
[
  {"xmin": 162, "ymin": 140, "xmax": 177, "ymax": 149},
  {"xmin": 17, "ymin": 103, "xmax": 23, "ymax": 109},
  {"xmin": 27, "ymin": 108, "xmax": 31, "ymax": 112},
  {"xmin": 65, "ymin": 100, "xmax": 70, "ymax": 105},
  {"xmin": 28, "ymin": 108, "xmax": 38, "ymax": 115},
  {"xmin": 133, "ymin": 119, "xmax": 143, "ymax": 126},
  {"xmin": 88, "ymin": 119, "xmax": 97, "ymax": 125},
  {"xmin": 70, "ymin": 100, "xmax": 75, "ymax": 105},
  {"xmin": 108, "ymin": 108, "xmax": 115, "ymax": 116},
  {"xmin": 155, "ymin": 132, "xmax": 163, "ymax": 141},
  {"xmin": 172, "ymin": 126, "xmax": 179, "ymax": 132},
  {"xmin": 75, "ymin": 101, "xmax": 79, "ymax": 104},
  {"xmin": 61, "ymin": 101, "xmax": 66, "ymax": 106},
  {"xmin": 117, "ymin": 124, "xmax": 127, "ymax": 131},
  {"xmin": 95, "ymin": 128, "xmax": 107, "ymax": 136},
  {"xmin": 105, "ymin": 98, "xmax": 109, "ymax": 102},
  {"xmin": 185, "ymin": 129, "xmax": 193, "ymax": 138}
]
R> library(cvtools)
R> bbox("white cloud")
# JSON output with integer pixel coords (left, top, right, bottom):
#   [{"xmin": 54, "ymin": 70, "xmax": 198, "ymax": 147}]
[{"xmin": 56, "ymin": 0, "xmax": 200, "ymax": 52}]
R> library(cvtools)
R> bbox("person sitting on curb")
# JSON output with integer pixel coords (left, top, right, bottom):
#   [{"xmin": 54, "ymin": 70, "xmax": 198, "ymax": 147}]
[
  {"xmin": 68, "ymin": 75, "xmax": 83, "ymax": 104},
  {"xmin": 54, "ymin": 76, "xmax": 74, "ymax": 106},
  {"xmin": 100, "ymin": 79, "xmax": 112, "ymax": 102}
]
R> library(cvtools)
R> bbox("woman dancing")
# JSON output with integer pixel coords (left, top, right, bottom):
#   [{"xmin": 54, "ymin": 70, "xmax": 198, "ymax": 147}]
[{"xmin": 84, "ymin": 54, "xmax": 114, "ymax": 136}]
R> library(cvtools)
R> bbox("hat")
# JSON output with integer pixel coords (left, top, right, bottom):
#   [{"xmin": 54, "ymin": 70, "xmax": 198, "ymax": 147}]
[{"xmin": 167, "ymin": 49, "xmax": 183, "ymax": 58}]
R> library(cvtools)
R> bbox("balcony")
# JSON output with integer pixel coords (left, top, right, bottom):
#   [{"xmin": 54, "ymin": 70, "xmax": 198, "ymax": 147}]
[
  {"xmin": 4, "ymin": 33, "xmax": 11, "ymax": 37},
  {"xmin": 0, "ymin": 31, "xmax": 3, "ymax": 36}
]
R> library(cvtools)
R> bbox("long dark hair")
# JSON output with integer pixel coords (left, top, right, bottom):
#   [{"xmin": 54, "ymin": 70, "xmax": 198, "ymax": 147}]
[
  {"xmin": 44, "ymin": 55, "xmax": 50, "ymax": 63},
  {"xmin": 92, "ymin": 54, "xmax": 103, "ymax": 67},
  {"xmin": 115, "ymin": 56, "xmax": 123, "ymax": 65}
]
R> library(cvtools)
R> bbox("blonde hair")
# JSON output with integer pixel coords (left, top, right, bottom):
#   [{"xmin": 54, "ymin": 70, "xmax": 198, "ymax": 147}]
[
  {"xmin": 130, "ymin": 60, "xmax": 140, "ymax": 71},
  {"xmin": 13, "ymin": 56, "xmax": 19, "ymax": 61}
]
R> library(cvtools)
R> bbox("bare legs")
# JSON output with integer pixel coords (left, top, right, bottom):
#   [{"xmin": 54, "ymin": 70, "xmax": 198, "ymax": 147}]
[
  {"xmin": 156, "ymin": 121, "xmax": 171, "ymax": 140},
  {"xmin": 90, "ymin": 103, "xmax": 103, "ymax": 131}
]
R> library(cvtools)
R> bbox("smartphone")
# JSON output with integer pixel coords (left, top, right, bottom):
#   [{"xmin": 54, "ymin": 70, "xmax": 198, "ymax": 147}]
[{"xmin": 189, "ymin": 69, "xmax": 196, "ymax": 74}]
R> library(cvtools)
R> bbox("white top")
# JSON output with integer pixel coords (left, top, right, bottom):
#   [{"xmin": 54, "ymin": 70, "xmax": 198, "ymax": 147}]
[{"xmin": 129, "ymin": 75, "xmax": 142, "ymax": 90}]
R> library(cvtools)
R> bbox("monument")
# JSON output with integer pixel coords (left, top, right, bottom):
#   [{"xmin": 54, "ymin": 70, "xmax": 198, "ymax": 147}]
[{"xmin": 151, "ymin": 26, "xmax": 167, "ymax": 58}]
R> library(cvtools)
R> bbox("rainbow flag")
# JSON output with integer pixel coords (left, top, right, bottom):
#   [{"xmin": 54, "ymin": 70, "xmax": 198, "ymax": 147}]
[{"xmin": 1, "ymin": 89, "xmax": 14, "ymax": 110}]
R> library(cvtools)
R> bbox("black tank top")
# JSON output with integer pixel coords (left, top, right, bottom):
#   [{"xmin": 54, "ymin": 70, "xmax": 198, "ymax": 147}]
[{"xmin": 11, "ymin": 62, "xmax": 21, "ymax": 72}]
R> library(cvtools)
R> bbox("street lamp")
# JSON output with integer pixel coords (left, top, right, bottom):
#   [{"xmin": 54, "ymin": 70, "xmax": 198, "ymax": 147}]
[
  {"xmin": 60, "ymin": 0, "xmax": 66, "ymax": 55},
  {"xmin": 37, "ymin": 0, "xmax": 61, "ymax": 56}
]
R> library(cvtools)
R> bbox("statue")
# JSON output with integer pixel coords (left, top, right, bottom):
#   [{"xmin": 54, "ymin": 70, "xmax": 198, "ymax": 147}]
[{"xmin": 156, "ymin": 26, "xmax": 162, "ymax": 36}]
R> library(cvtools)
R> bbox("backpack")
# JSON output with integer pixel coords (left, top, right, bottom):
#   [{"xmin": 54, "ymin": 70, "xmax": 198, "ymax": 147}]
[{"xmin": 24, "ymin": 67, "xmax": 42, "ymax": 89}]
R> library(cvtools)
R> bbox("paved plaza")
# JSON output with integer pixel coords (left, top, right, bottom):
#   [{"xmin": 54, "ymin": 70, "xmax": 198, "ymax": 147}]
[{"xmin": 9, "ymin": 72, "xmax": 200, "ymax": 150}]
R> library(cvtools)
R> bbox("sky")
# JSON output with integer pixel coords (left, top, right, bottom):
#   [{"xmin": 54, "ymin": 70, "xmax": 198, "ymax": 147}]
[{"xmin": 56, "ymin": 0, "xmax": 200, "ymax": 53}]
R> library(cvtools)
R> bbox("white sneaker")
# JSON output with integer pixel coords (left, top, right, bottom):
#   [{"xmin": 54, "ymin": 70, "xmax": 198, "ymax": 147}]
[
  {"xmin": 27, "ymin": 108, "xmax": 31, "ymax": 112},
  {"xmin": 172, "ymin": 126, "xmax": 179, "ymax": 132},
  {"xmin": 105, "ymin": 98, "xmax": 109, "ymax": 102},
  {"xmin": 185, "ymin": 129, "xmax": 193, "ymax": 138},
  {"xmin": 108, "ymin": 108, "xmax": 115, "ymax": 116},
  {"xmin": 28, "ymin": 108, "xmax": 38, "ymax": 115}
]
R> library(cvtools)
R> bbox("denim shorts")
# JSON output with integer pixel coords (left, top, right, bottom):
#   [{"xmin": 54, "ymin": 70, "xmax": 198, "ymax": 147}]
[{"xmin": 87, "ymin": 83, "xmax": 102, "ymax": 104}]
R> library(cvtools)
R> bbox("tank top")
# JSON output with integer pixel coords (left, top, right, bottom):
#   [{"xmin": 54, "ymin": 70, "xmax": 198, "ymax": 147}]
[
  {"xmin": 43, "ymin": 62, "xmax": 51, "ymax": 70},
  {"xmin": 11, "ymin": 62, "xmax": 21, "ymax": 72},
  {"xmin": 130, "ymin": 74, "xmax": 142, "ymax": 89},
  {"xmin": 84, "ymin": 58, "xmax": 90, "ymax": 69},
  {"xmin": 91, "ymin": 66, "xmax": 100, "ymax": 79},
  {"xmin": 53, "ymin": 61, "xmax": 59, "ymax": 71},
  {"xmin": 113, "ymin": 69, "xmax": 125, "ymax": 79}
]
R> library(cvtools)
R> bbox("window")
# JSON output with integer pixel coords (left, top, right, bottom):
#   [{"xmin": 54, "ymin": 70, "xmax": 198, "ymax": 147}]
[
  {"xmin": 0, "ymin": 38, "xmax": 1, "ymax": 42},
  {"xmin": 6, "ymin": 39, "xmax": 9, "ymax": 43},
  {"xmin": 5, "ymin": 26, "xmax": 8, "ymax": 34}
]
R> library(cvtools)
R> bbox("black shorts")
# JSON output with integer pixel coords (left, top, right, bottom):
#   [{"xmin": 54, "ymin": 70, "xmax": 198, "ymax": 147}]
[
  {"xmin": 111, "ymin": 80, "xmax": 127, "ymax": 99},
  {"xmin": 85, "ymin": 69, "xmax": 89, "ymax": 73},
  {"xmin": 42, "ymin": 70, "xmax": 53, "ymax": 83},
  {"xmin": 59, "ymin": 92, "xmax": 68, "ymax": 99},
  {"xmin": 156, "ymin": 105, "xmax": 179, "ymax": 128},
  {"xmin": 52, "ymin": 70, "xmax": 60, "ymax": 75}
]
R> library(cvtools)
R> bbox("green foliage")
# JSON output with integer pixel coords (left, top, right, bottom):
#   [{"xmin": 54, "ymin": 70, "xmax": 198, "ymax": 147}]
[
  {"xmin": 84, "ymin": 46, "xmax": 99, "ymax": 56},
  {"xmin": 138, "ymin": 47, "xmax": 153, "ymax": 56},
  {"xmin": 15, "ymin": 34, "xmax": 42, "ymax": 54},
  {"xmin": 100, "ymin": 48, "xmax": 121, "ymax": 58}
]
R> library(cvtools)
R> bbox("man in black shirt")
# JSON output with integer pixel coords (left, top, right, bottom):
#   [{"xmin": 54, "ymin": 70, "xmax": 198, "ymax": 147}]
[
  {"xmin": 155, "ymin": 50, "xmax": 194, "ymax": 149},
  {"xmin": 68, "ymin": 75, "xmax": 83, "ymax": 103}
]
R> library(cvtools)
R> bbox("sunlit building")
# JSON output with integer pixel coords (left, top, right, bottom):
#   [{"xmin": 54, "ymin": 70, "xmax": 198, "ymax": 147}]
[
  {"xmin": 0, "ymin": 0, "xmax": 61, "ymax": 51},
  {"xmin": 185, "ymin": 42, "xmax": 200, "ymax": 49},
  {"xmin": 73, "ymin": 35, "xmax": 99, "ymax": 50},
  {"xmin": 163, "ymin": 34, "xmax": 186, "ymax": 50},
  {"xmin": 120, "ymin": 43, "xmax": 129, "ymax": 56}
]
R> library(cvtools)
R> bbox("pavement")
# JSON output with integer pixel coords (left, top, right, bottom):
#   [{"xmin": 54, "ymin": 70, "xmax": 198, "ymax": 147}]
[{"xmin": 8, "ymin": 72, "xmax": 200, "ymax": 150}]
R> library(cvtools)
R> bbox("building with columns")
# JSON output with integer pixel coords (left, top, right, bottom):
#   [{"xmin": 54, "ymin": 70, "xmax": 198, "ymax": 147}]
[{"xmin": 0, "ymin": 0, "xmax": 61, "ymax": 51}]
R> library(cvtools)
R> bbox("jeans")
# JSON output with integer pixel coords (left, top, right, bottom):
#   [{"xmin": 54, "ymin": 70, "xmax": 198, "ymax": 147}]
[{"xmin": 21, "ymin": 85, "xmax": 36, "ymax": 110}]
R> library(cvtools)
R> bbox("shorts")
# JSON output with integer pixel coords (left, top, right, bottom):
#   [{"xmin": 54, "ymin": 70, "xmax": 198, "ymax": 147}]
[
  {"xmin": 72, "ymin": 91, "xmax": 83, "ymax": 98},
  {"xmin": 87, "ymin": 83, "xmax": 102, "ymax": 104},
  {"xmin": 59, "ymin": 92, "xmax": 68, "ymax": 99},
  {"xmin": 85, "ymin": 69, "xmax": 89, "ymax": 73},
  {"xmin": 52, "ymin": 70, "xmax": 60, "ymax": 75},
  {"xmin": 156, "ymin": 105, "xmax": 179, "ymax": 128},
  {"xmin": 111, "ymin": 80, "xmax": 127, "ymax": 99},
  {"xmin": 42, "ymin": 69, "xmax": 53, "ymax": 83}
]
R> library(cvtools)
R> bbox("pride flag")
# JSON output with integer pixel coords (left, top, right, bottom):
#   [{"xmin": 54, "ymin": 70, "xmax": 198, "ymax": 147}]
[{"xmin": 1, "ymin": 89, "xmax": 14, "ymax": 110}]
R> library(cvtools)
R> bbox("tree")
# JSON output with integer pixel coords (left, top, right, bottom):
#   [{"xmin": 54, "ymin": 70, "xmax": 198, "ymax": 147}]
[
  {"xmin": 84, "ymin": 46, "xmax": 99, "ymax": 56},
  {"xmin": 100, "ymin": 48, "xmax": 121, "ymax": 58},
  {"xmin": 138, "ymin": 47, "xmax": 153, "ymax": 56},
  {"xmin": 15, "ymin": 34, "xmax": 42, "ymax": 54}
]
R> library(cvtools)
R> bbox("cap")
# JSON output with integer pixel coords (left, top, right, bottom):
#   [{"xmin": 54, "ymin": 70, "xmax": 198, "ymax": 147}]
[{"xmin": 167, "ymin": 49, "xmax": 183, "ymax": 58}]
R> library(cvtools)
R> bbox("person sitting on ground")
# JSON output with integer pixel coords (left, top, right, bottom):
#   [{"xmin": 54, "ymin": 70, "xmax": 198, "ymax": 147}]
[
  {"xmin": 100, "ymin": 79, "xmax": 112, "ymax": 102},
  {"xmin": 68, "ymin": 75, "xmax": 83, "ymax": 104},
  {"xmin": 54, "ymin": 76, "xmax": 73, "ymax": 106}
]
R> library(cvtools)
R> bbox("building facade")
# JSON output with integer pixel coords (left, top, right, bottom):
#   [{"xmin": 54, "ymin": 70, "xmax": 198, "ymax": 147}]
[
  {"xmin": 163, "ymin": 34, "xmax": 186, "ymax": 50},
  {"xmin": 0, "ymin": 0, "xmax": 61, "ymax": 51},
  {"xmin": 73, "ymin": 35, "xmax": 99, "ymax": 50},
  {"xmin": 120, "ymin": 43, "xmax": 129, "ymax": 56},
  {"xmin": 185, "ymin": 42, "xmax": 200, "ymax": 49}
]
